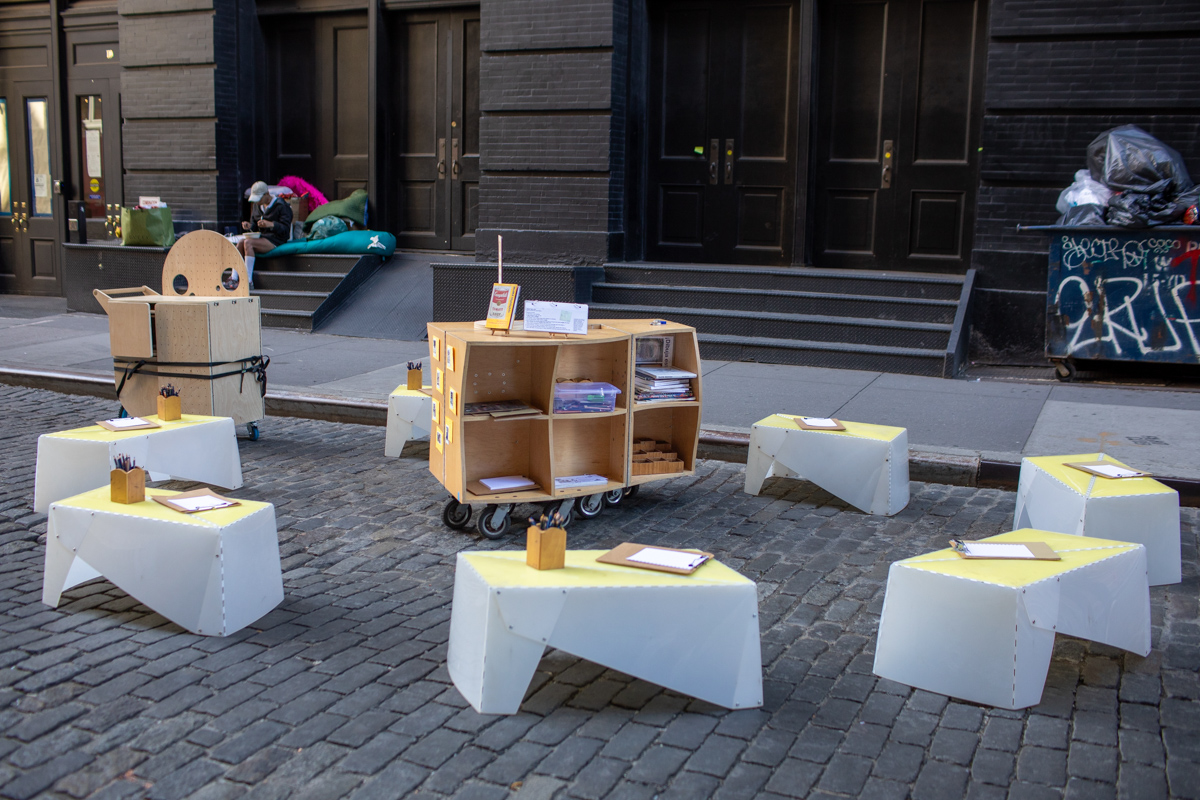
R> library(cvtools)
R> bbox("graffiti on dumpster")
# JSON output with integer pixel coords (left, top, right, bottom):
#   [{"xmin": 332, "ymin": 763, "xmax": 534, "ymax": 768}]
[{"xmin": 1048, "ymin": 233, "xmax": 1200, "ymax": 363}]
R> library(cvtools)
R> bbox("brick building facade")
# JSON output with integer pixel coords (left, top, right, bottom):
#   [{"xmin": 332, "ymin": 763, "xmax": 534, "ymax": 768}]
[{"xmin": 1, "ymin": 0, "xmax": 1198, "ymax": 363}]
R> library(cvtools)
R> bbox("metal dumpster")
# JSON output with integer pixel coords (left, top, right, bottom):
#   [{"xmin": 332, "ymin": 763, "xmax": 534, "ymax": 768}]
[{"xmin": 1021, "ymin": 225, "xmax": 1200, "ymax": 377}]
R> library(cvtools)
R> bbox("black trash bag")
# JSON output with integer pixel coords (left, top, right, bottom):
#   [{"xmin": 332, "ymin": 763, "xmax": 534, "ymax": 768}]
[
  {"xmin": 1087, "ymin": 125, "xmax": 1194, "ymax": 196},
  {"xmin": 1057, "ymin": 203, "xmax": 1107, "ymax": 227},
  {"xmin": 1106, "ymin": 185, "xmax": 1200, "ymax": 228}
]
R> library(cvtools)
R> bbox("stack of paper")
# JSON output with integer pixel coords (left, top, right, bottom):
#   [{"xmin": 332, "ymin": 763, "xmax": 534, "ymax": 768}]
[
  {"xmin": 627, "ymin": 547, "xmax": 710, "ymax": 570},
  {"xmin": 479, "ymin": 475, "xmax": 537, "ymax": 491},
  {"xmin": 554, "ymin": 474, "xmax": 608, "ymax": 490}
]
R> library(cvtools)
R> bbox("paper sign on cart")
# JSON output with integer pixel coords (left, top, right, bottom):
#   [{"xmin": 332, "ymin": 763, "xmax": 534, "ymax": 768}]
[
  {"xmin": 1065, "ymin": 461, "xmax": 1151, "ymax": 479},
  {"xmin": 97, "ymin": 417, "xmax": 161, "ymax": 431},
  {"xmin": 523, "ymin": 301, "xmax": 588, "ymax": 335}
]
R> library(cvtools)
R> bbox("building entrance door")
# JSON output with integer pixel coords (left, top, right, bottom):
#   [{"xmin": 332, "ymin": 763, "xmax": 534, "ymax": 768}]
[
  {"xmin": 387, "ymin": 9, "xmax": 480, "ymax": 252},
  {"xmin": 646, "ymin": 1, "xmax": 799, "ymax": 265},
  {"xmin": 0, "ymin": 79, "xmax": 61, "ymax": 295},
  {"xmin": 811, "ymin": 0, "xmax": 986, "ymax": 273},
  {"xmin": 266, "ymin": 13, "xmax": 369, "ymax": 202}
]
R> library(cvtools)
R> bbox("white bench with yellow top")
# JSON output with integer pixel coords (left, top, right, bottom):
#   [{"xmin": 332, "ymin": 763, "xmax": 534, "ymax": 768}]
[
  {"xmin": 34, "ymin": 414, "xmax": 243, "ymax": 513},
  {"xmin": 447, "ymin": 550, "xmax": 763, "ymax": 714},
  {"xmin": 873, "ymin": 529, "xmax": 1150, "ymax": 710},
  {"xmin": 744, "ymin": 414, "xmax": 909, "ymax": 515},
  {"xmin": 1013, "ymin": 453, "xmax": 1180, "ymax": 585},
  {"xmin": 43, "ymin": 486, "xmax": 282, "ymax": 637}
]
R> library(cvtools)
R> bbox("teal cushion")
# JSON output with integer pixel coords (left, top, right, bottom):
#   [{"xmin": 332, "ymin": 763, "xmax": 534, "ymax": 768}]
[
  {"xmin": 303, "ymin": 189, "xmax": 368, "ymax": 231},
  {"xmin": 259, "ymin": 230, "xmax": 396, "ymax": 259}
]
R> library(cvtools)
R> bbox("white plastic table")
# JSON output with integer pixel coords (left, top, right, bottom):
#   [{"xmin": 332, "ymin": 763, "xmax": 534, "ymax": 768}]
[
  {"xmin": 385, "ymin": 386, "xmax": 432, "ymax": 457},
  {"xmin": 34, "ymin": 415, "xmax": 243, "ymax": 513},
  {"xmin": 873, "ymin": 529, "xmax": 1150, "ymax": 709},
  {"xmin": 44, "ymin": 486, "xmax": 282, "ymax": 636},
  {"xmin": 1014, "ymin": 452, "xmax": 1180, "ymax": 585},
  {"xmin": 745, "ymin": 414, "xmax": 909, "ymax": 515},
  {"xmin": 448, "ymin": 550, "xmax": 763, "ymax": 714}
]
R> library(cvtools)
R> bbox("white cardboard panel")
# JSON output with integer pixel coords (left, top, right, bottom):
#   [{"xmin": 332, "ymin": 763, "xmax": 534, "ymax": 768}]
[{"xmin": 385, "ymin": 393, "xmax": 433, "ymax": 457}]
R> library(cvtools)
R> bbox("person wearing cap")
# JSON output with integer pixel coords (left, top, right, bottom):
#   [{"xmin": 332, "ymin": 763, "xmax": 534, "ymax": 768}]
[{"xmin": 236, "ymin": 180, "xmax": 292, "ymax": 284}]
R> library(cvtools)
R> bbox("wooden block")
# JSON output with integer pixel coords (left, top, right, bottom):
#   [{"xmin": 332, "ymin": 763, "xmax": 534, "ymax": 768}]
[
  {"xmin": 157, "ymin": 394, "xmax": 182, "ymax": 421},
  {"xmin": 407, "ymin": 369, "xmax": 422, "ymax": 390},
  {"xmin": 110, "ymin": 468, "xmax": 146, "ymax": 504},
  {"xmin": 526, "ymin": 525, "xmax": 566, "ymax": 570}
]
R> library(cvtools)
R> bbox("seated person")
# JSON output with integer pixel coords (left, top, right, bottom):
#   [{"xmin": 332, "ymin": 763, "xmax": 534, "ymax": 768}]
[{"xmin": 236, "ymin": 181, "xmax": 292, "ymax": 282}]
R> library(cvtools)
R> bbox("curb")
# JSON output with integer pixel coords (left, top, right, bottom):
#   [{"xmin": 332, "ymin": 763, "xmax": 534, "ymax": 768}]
[{"xmin": 4, "ymin": 365, "xmax": 1197, "ymax": 506}]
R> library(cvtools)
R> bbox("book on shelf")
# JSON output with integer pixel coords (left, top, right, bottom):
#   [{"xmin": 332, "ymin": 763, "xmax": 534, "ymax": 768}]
[
  {"xmin": 635, "ymin": 366, "xmax": 697, "ymax": 380},
  {"xmin": 484, "ymin": 283, "xmax": 520, "ymax": 330},
  {"xmin": 634, "ymin": 392, "xmax": 696, "ymax": 403},
  {"xmin": 463, "ymin": 399, "xmax": 541, "ymax": 418},
  {"xmin": 635, "ymin": 335, "xmax": 674, "ymax": 367}
]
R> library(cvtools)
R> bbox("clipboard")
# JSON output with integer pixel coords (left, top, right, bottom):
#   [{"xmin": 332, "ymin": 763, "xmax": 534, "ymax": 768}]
[
  {"xmin": 596, "ymin": 542, "xmax": 715, "ymax": 575},
  {"xmin": 96, "ymin": 417, "xmax": 161, "ymax": 432},
  {"xmin": 1064, "ymin": 460, "xmax": 1151, "ymax": 480},
  {"xmin": 152, "ymin": 489, "xmax": 241, "ymax": 514},
  {"xmin": 950, "ymin": 540, "xmax": 1060, "ymax": 561},
  {"xmin": 786, "ymin": 415, "xmax": 847, "ymax": 432}
]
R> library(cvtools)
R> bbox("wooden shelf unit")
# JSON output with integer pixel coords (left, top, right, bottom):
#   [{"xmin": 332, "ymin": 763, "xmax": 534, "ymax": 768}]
[{"xmin": 428, "ymin": 319, "xmax": 701, "ymax": 504}]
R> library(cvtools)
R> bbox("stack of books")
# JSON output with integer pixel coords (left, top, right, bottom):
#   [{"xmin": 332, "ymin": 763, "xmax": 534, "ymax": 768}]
[{"xmin": 634, "ymin": 366, "xmax": 697, "ymax": 403}]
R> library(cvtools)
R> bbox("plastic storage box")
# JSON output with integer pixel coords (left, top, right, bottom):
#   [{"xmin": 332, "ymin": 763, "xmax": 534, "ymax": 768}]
[{"xmin": 553, "ymin": 382, "xmax": 621, "ymax": 414}]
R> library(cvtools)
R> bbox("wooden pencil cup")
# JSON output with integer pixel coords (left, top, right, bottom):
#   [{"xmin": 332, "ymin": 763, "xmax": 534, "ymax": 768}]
[
  {"xmin": 407, "ymin": 368, "xmax": 422, "ymax": 390},
  {"xmin": 110, "ymin": 468, "xmax": 146, "ymax": 504},
  {"xmin": 157, "ymin": 394, "xmax": 182, "ymax": 421},
  {"xmin": 526, "ymin": 525, "xmax": 566, "ymax": 570}
]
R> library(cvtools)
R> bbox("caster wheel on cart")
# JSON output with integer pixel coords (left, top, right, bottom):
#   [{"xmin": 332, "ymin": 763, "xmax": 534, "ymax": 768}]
[
  {"xmin": 477, "ymin": 504, "xmax": 511, "ymax": 539},
  {"xmin": 553, "ymin": 499, "xmax": 574, "ymax": 528},
  {"xmin": 623, "ymin": 484, "xmax": 641, "ymax": 500},
  {"xmin": 443, "ymin": 499, "xmax": 472, "ymax": 530},
  {"xmin": 246, "ymin": 422, "xmax": 261, "ymax": 441},
  {"xmin": 601, "ymin": 488, "xmax": 624, "ymax": 508},
  {"xmin": 577, "ymin": 492, "xmax": 605, "ymax": 519},
  {"xmin": 1054, "ymin": 359, "xmax": 1076, "ymax": 383}
]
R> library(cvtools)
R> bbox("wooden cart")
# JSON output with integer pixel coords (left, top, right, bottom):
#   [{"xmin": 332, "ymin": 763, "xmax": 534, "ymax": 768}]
[
  {"xmin": 92, "ymin": 231, "xmax": 268, "ymax": 438},
  {"xmin": 426, "ymin": 319, "xmax": 702, "ymax": 538}
]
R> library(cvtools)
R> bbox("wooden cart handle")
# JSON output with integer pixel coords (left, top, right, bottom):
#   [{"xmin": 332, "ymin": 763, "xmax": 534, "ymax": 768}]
[{"xmin": 92, "ymin": 286, "xmax": 160, "ymax": 314}]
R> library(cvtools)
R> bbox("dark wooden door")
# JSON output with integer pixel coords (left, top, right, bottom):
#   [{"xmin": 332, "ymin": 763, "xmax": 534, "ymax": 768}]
[
  {"xmin": 812, "ymin": 0, "xmax": 985, "ymax": 272},
  {"xmin": 267, "ymin": 13, "xmax": 369, "ymax": 202},
  {"xmin": 0, "ymin": 79, "xmax": 61, "ymax": 295},
  {"xmin": 388, "ymin": 9, "xmax": 479, "ymax": 252},
  {"xmin": 646, "ymin": 1, "xmax": 799, "ymax": 265}
]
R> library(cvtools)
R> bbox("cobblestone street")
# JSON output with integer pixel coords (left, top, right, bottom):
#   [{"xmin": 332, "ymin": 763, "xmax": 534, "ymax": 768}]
[{"xmin": 1, "ymin": 384, "xmax": 1198, "ymax": 800}]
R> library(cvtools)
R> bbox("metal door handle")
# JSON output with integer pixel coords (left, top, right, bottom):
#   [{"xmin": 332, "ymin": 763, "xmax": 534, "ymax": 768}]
[
  {"xmin": 451, "ymin": 138, "xmax": 460, "ymax": 178},
  {"xmin": 723, "ymin": 139, "xmax": 734, "ymax": 184},
  {"xmin": 881, "ymin": 140, "xmax": 894, "ymax": 189},
  {"xmin": 708, "ymin": 139, "xmax": 719, "ymax": 185},
  {"xmin": 438, "ymin": 138, "xmax": 446, "ymax": 178}
]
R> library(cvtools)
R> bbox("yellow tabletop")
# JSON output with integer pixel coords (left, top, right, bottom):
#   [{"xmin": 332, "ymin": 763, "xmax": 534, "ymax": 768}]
[
  {"xmin": 461, "ymin": 550, "xmax": 752, "ymax": 589},
  {"xmin": 53, "ymin": 486, "xmax": 269, "ymax": 528},
  {"xmin": 390, "ymin": 386, "xmax": 432, "ymax": 398},
  {"xmin": 1024, "ymin": 453, "xmax": 1172, "ymax": 498},
  {"xmin": 898, "ymin": 529, "xmax": 1141, "ymax": 588},
  {"xmin": 45, "ymin": 415, "xmax": 227, "ymax": 443},
  {"xmin": 754, "ymin": 414, "xmax": 906, "ymax": 443}
]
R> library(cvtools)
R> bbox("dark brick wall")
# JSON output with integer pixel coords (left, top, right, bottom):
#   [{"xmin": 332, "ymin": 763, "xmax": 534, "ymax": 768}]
[
  {"xmin": 476, "ymin": 0, "xmax": 622, "ymax": 265},
  {"xmin": 117, "ymin": 0, "xmax": 256, "ymax": 227},
  {"xmin": 969, "ymin": 0, "xmax": 1200, "ymax": 364}
]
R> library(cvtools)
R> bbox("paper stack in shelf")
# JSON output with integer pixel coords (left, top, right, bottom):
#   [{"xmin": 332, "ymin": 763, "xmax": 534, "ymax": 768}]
[{"xmin": 634, "ymin": 366, "xmax": 697, "ymax": 403}]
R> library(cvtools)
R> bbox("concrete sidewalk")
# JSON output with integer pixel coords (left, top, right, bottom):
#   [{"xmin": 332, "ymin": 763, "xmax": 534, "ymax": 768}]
[{"xmin": 1, "ymin": 293, "xmax": 1198, "ymax": 491}]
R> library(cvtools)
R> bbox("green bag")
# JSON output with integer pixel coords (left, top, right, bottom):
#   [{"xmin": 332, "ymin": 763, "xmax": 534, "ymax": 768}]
[{"xmin": 121, "ymin": 207, "xmax": 176, "ymax": 248}]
